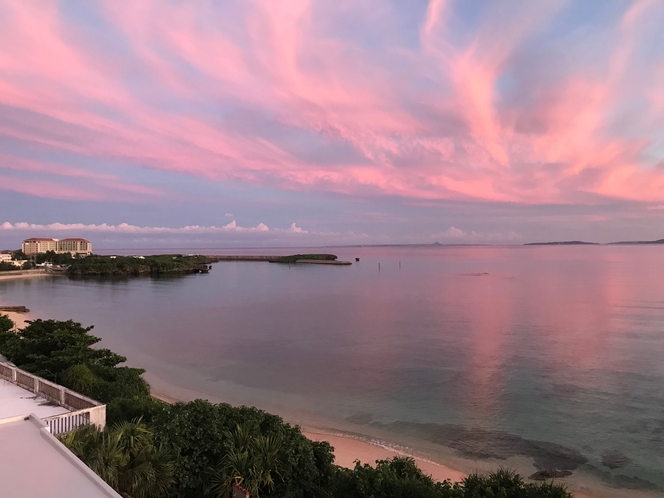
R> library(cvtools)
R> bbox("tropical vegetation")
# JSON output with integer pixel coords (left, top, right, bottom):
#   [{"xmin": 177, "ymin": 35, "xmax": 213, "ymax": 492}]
[
  {"xmin": 271, "ymin": 254, "xmax": 338, "ymax": 263},
  {"xmin": 67, "ymin": 254, "xmax": 214, "ymax": 276},
  {"xmin": 0, "ymin": 315, "xmax": 574, "ymax": 497},
  {"xmin": 62, "ymin": 420, "xmax": 174, "ymax": 498}
]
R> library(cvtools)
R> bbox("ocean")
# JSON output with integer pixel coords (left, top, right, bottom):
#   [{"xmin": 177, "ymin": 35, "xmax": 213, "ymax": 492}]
[{"xmin": 2, "ymin": 245, "xmax": 663, "ymax": 496}]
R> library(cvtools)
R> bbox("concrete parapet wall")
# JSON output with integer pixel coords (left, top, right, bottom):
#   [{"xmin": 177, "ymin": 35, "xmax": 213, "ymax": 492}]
[{"xmin": 0, "ymin": 361, "xmax": 106, "ymax": 432}]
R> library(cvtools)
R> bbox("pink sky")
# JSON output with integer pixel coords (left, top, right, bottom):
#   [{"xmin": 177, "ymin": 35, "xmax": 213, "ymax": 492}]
[{"xmin": 1, "ymin": 1, "xmax": 664, "ymax": 247}]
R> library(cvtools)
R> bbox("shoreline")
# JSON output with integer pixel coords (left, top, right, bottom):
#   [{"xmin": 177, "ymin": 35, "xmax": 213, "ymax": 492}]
[
  {"xmin": 0, "ymin": 269, "xmax": 52, "ymax": 281},
  {"xmin": 302, "ymin": 429, "xmax": 465, "ymax": 482},
  {"xmin": 1, "ymin": 311, "xmax": 31, "ymax": 330},
  {"xmin": 152, "ymin": 390, "xmax": 465, "ymax": 482},
  {"xmin": 150, "ymin": 384, "xmax": 662, "ymax": 498}
]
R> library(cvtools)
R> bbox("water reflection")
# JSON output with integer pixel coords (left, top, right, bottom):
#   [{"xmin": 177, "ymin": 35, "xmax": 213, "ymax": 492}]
[{"xmin": 2, "ymin": 245, "xmax": 664, "ymax": 490}]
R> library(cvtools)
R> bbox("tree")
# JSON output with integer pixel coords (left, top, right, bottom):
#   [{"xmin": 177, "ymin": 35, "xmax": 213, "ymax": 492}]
[
  {"xmin": 0, "ymin": 314, "xmax": 13, "ymax": 333},
  {"xmin": 11, "ymin": 250, "xmax": 26, "ymax": 260},
  {"xmin": 62, "ymin": 420, "xmax": 175, "ymax": 498},
  {"xmin": 0, "ymin": 319, "xmax": 125, "ymax": 381},
  {"xmin": 460, "ymin": 468, "xmax": 573, "ymax": 498},
  {"xmin": 331, "ymin": 456, "xmax": 456, "ymax": 498},
  {"xmin": 206, "ymin": 423, "xmax": 282, "ymax": 497},
  {"xmin": 151, "ymin": 400, "xmax": 337, "ymax": 498},
  {"xmin": 0, "ymin": 318, "xmax": 153, "ymax": 424}
]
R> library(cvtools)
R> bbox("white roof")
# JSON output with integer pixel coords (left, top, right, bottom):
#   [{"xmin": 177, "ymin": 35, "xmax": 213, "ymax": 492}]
[
  {"xmin": 0, "ymin": 379, "xmax": 70, "ymax": 419},
  {"xmin": 0, "ymin": 414, "xmax": 121, "ymax": 498}
]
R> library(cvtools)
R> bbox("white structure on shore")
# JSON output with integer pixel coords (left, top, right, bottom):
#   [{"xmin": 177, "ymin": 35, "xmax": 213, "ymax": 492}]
[
  {"xmin": 0, "ymin": 361, "xmax": 116, "ymax": 497},
  {"xmin": 0, "ymin": 252, "xmax": 21, "ymax": 266},
  {"xmin": 22, "ymin": 237, "xmax": 92, "ymax": 256}
]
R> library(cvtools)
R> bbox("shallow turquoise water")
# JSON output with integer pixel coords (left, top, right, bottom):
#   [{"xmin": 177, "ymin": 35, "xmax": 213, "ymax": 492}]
[{"xmin": 2, "ymin": 245, "xmax": 664, "ymax": 492}]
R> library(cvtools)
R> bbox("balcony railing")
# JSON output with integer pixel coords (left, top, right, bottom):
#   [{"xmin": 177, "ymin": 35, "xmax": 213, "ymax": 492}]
[{"xmin": 0, "ymin": 361, "xmax": 106, "ymax": 434}]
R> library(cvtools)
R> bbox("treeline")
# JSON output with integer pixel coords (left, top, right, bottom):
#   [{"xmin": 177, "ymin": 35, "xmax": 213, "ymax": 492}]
[
  {"xmin": 0, "ymin": 316, "xmax": 574, "ymax": 498},
  {"xmin": 67, "ymin": 254, "xmax": 213, "ymax": 276}
]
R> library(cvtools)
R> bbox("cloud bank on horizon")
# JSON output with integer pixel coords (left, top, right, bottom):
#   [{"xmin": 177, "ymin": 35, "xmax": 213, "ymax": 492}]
[{"xmin": 1, "ymin": 0, "xmax": 664, "ymax": 247}]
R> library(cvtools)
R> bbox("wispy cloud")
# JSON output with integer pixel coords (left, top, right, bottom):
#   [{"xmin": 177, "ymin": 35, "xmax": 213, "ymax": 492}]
[
  {"xmin": 0, "ymin": 220, "xmax": 275, "ymax": 234},
  {"xmin": 1, "ymin": 1, "xmax": 664, "ymax": 244}
]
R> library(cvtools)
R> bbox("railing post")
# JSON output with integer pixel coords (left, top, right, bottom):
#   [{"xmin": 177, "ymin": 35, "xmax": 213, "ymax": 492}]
[
  {"xmin": 34, "ymin": 376, "xmax": 39, "ymax": 392},
  {"xmin": 11, "ymin": 366, "xmax": 16, "ymax": 383}
]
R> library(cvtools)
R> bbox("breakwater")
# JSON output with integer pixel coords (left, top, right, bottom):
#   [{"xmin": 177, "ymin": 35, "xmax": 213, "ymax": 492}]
[{"xmin": 209, "ymin": 255, "xmax": 353, "ymax": 265}]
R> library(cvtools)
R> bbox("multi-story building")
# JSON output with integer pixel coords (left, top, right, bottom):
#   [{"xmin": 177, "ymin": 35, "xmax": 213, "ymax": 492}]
[
  {"xmin": 0, "ymin": 253, "xmax": 24, "ymax": 267},
  {"xmin": 22, "ymin": 238, "xmax": 92, "ymax": 256},
  {"xmin": 22, "ymin": 237, "xmax": 59, "ymax": 255},
  {"xmin": 58, "ymin": 238, "xmax": 93, "ymax": 255}
]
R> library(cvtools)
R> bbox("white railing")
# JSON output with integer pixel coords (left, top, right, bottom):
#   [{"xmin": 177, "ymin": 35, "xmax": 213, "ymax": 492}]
[{"xmin": 0, "ymin": 361, "xmax": 106, "ymax": 434}]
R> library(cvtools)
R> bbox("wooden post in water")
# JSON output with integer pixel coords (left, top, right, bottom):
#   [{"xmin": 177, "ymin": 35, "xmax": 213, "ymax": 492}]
[{"xmin": 378, "ymin": 263, "xmax": 381, "ymax": 272}]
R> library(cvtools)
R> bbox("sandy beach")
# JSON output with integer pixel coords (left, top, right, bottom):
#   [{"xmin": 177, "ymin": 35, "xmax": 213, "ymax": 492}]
[
  {"xmin": 0, "ymin": 269, "xmax": 51, "ymax": 281},
  {"xmin": 150, "ymin": 389, "xmax": 465, "ymax": 482},
  {"xmin": 1, "ymin": 311, "xmax": 31, "ymax": 330},
  {"xmin": 303, "ymin": 429, "xmax": 466, "ymax": 482}
]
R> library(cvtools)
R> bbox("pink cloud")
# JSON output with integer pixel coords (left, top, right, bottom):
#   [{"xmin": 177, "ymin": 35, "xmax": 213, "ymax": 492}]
[{"xmin": 0, "ymin": 0, "xmax": 663, "ymax": 207}]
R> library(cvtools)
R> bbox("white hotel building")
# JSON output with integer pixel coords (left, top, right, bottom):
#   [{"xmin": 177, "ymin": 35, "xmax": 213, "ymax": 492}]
[{"xmin": 22, "ymin": 238, "xmax": 92, "ymax": 256}]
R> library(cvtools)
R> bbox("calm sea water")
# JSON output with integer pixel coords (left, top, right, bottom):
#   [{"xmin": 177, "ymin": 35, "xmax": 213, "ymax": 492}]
[{"xmin": 2, "ymin": 245, "xmax": 664, "ymax": 494}]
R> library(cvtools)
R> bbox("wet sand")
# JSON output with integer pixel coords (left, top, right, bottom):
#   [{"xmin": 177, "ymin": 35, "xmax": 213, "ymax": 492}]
[{"xmin": 303, "ymin": 429, "xmax": 465, "ymax": 482}]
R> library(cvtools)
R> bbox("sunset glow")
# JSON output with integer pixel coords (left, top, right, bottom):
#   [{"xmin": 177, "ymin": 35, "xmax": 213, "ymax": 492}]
[{"xmin": 1, "ymin": 0, "xmax": 664, "ymax": 247}]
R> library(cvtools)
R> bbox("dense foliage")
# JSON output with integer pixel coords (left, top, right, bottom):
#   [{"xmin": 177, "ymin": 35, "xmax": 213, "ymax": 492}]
[
  {"xmin": 0, "ymin": 315, "xmax": 574, "ymax": 498},
  {"xmin": 0, "ymin": 318, "xmax": 158, "ymax": 424},
  {"xmin": 151, "ymin": 400, "xmax": 336, "ymax": 498},
  {"xmin": 67, "ymin": 254, "xmax": 213, "ymax": 276},
  {"xmin": 34, "ymin": 250, "xmax": 77, "ymax": 265},
  {"xmin": 0, "ymin": 313, "xmax": 12, "ymax": 334},
  {"xmin": 272, "ymin": 254, "xmax": 338, "ymax": 263},
  {"xmin": 62, "ymin": 420, "xmax": 174, "ymax": 498},
  {"xmin": 0, "ymin": 261, "xmax": 16, "ymax": 271}
]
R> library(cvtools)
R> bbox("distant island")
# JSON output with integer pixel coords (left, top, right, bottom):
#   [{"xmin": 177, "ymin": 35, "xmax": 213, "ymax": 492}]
[
  {"xmin": 524, "ymin": 241, "xmax": 598, "ymax": 246},
  {"xmin": 609, "ymin": 239, "xmax": 664, "ymax": 245},
  {"xmin": 525, "ymin": 239, "xmax": 664, "ymax": 246}
]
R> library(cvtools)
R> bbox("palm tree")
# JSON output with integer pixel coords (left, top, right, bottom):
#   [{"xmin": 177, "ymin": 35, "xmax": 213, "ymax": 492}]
[
  {"xmin": 207, "ymin": 423, "xmax": 282, "ymax": 498},
  {"xmin": 61, "ymin": 420, "xmax": 174, "ymax": 498}
]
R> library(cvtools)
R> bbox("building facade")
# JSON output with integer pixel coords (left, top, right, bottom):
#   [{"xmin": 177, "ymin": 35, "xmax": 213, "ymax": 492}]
[
  {"xmin": 22, "ymin": 238, "xmax": 92, "ymax": 256},
  {"xmin": 0, "ymin": 253, "xmax": 23, "ymax": 267}
]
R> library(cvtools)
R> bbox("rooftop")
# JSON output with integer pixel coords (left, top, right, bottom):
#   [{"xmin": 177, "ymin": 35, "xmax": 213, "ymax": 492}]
[
  {"xmin": 0, "ymin": 414, "xmax": 120, "ymax": 498},
  {"xmin": 0, "ymin": 379, "xmax": 70, "ymax": 420},
  {"xmin": 23, "ymin": 237, "xmax": 58, "ymax": 242},
  {"xmin": 0, "ymin": 362, "xmax": 116, "ymax": 497}
]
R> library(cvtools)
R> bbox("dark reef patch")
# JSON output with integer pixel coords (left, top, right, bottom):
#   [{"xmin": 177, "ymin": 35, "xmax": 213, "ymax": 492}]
[
  {"xmin": 601, "ymin": 450, "xmax": 630, "ymax": 469},
  {"xmin": 529, "ymin": 470, "xmax": 573, "ymax": 480},
  {"xmin": 375, "ymin": 421, "xmax": 588, "ymax": 472},
  {"xmin": 612, "ymin": 474, "xmax": 658, "ymax": 491}
]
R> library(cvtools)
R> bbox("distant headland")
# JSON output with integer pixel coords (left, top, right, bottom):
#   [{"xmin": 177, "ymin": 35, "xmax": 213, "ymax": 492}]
[
  {"xmin": 524, "ymin": 241, "xmax": 598, "ymax": 246},
  {"xmin": 525, "ymin": 239, "xmax": 664, "ymax": 246}
]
